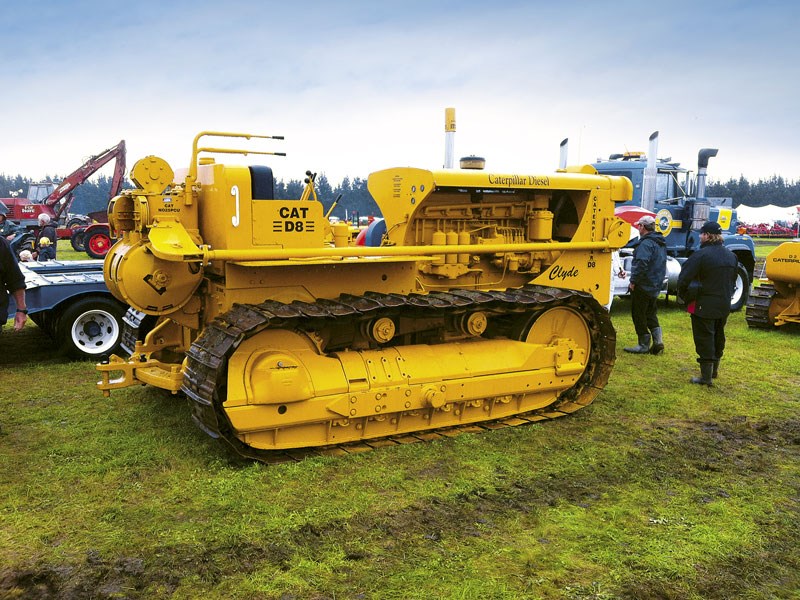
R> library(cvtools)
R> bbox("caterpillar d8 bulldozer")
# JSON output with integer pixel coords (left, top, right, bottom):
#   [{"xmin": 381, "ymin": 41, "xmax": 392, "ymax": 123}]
[
  {"xmin": 97, "ymin": 131, "xmax": 632, "ymax": 461},
  {"xmin": 745, "ymin": 241, "xmax": 800, "ymax": 329}
]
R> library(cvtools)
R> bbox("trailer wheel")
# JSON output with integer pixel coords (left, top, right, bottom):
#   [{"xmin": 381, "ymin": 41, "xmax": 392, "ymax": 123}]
[
  {"xmin": 57, "ymin": 297, "xmax": 126, "ymax": 359},
  {"xmin": 730, "ymin": 263, "xmax": 750, "ymax": 312},
  {"xmin": 85, "ymin": 227, "xmax": 112, "ymax": 259}
]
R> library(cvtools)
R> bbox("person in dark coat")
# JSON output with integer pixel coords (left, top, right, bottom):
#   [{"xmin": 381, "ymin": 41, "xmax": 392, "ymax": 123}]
[
  {"xmin": 677, "ymin": 220, "xmax": 738, "ymax": 386},
  {"xmin": 33, "ymin": 213, "xmax": 57, "ymax": 260},
  {"xmin": 624, "ymin": 215, "xmax": 668, "ymax": 354},
  {"xmin": 0, "ymin": 236, "xmax": 28, "ymax": 331},
  {"xmin": 0, "ymin": 211, "xmax": 23, "ymax": 240}
]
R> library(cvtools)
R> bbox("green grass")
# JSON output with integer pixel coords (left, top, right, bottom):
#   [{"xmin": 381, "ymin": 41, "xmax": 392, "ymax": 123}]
[
  {"xmin": 753, "ymin": 239, "xmax": 786, "ymax": 261},
  {"xmin": 1, "ymin": 241, "xmax": 798, "ymax": 599},
  {"xmin": 55, "ymin": 238, "xmax": 89, "ymax": 261}
]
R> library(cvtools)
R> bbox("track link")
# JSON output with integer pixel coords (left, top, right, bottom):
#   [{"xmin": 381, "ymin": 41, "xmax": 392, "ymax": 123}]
[
  {"xmin": 745, "ymin": 283, "xmax": 776, "ymax": 329},
  {"xmin": 181, "ymin": 285, "xmax": 616, "ymax": 463}
]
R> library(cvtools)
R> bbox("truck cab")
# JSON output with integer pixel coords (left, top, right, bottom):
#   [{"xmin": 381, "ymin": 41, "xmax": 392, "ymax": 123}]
[{"xmin": 592, "ymin": 133, "xmax": 755, "ymax": 310}]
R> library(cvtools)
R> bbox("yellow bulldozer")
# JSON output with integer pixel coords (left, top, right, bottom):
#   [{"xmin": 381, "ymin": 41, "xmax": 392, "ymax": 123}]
[
  {"xmin": 97, "ymin": 131, "xmax": 631, "ymax": 461},
  {"xmin": 745, "ymin": 240, "xmax": 800, "ymax": 329}
]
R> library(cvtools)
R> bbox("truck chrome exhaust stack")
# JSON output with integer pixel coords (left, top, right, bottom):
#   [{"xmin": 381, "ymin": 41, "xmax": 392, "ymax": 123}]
[
  {"xmin": 689, "ymin": 148, "xmax": 718, "ymax": 230},
  {"xmin": 642, "ymin": 131, "xmax": 659, "ymax": 213},
  {"xmin": 696, "ymin": 148, "xmax": 718, "ymax": 200}
]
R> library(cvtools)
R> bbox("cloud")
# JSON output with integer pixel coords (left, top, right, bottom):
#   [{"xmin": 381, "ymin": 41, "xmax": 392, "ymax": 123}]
[{"xmin": 1, "ymin": 0, "xmax": 799, "ymax": 185}]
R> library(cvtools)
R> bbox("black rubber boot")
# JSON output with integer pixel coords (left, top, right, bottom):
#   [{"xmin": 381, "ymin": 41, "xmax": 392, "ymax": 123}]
[
  {"xmin": 691, "ymin": 362, "xmax": 714, "ymax": 386},
  {"xmin": 650, "ymin": 327, "xmax": 664, "ymax": 355},
  {"xmin": 712, "ymin": 360, "xmax": 719, "ymax": 379},
  {"xmin": 624, "ymin": 334, "xmax": 651, "ymax": 354}
]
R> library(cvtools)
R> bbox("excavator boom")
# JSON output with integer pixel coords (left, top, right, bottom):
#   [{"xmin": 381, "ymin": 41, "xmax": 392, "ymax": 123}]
[{"xmin": 46, "ymin": 140, "xmax": 127, "ymax": 220}]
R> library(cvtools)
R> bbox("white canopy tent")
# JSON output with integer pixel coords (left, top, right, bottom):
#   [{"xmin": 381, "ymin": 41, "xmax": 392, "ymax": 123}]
[{"xmin": 735, "ymin": 204, "xmax": 800, "ymax": 225}]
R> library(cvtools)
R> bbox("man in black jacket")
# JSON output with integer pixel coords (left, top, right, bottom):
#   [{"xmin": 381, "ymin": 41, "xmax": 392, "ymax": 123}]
[
  {"xmin": 624, "ymin": 215, "xmax": 667, "ymax": 354},
  {"xmin": 1, "ymin": 236, "xmax": 27, "ymax": 331},
  {"xmin": 677, "ymin": 220, "xmax": 738, "ymax": 386}
]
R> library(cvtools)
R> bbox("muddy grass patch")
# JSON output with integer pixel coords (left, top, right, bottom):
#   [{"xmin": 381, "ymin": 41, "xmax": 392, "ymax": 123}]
[
  {"xmin": 0, "ymin": 541, "xmax": 295, "ymax": 600},
  {"xmin": 4, "ymin": 415, "xmax": 798, "ymax": 598}
]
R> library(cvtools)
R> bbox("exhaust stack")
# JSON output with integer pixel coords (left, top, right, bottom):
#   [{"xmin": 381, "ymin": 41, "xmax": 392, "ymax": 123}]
[
  {"xmin": 688, "ymin": 148, "xmax": 718, "ymax": 231},
  {"xmin": 696, "ymin": 148, "xmax": 718, "ymax": 200},
  {"xmin": 642, "ymin": 131, "xmax": 659, "ymax": 212},
  {"xmin": 443, "ymin": 107, "xmax": 456, "ymax": 168},
  {"xmin": 559, "ymin": 138, "xmax": 569, "ymax": 170}
]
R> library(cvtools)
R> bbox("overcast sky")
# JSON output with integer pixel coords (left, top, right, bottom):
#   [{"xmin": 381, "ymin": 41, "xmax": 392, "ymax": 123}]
[{"xmin": 2, "ymin": 0, "xmax": 798, "ymax": 187}]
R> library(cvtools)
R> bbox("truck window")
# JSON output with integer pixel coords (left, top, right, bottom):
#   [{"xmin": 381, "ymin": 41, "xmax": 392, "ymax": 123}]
[{"xmin": 655, "ymin": 172, "xmax": 674, "ymax": 201}]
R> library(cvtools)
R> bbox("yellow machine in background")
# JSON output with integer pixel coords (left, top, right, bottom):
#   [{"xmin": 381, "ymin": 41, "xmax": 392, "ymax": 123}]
[
  {"xmin": 97, "ymin": 131, "xmax": 631, "ymax": 460},
  {"xmin": 746, "ymin": 241, "xmax": 800, "ymax": 329}
]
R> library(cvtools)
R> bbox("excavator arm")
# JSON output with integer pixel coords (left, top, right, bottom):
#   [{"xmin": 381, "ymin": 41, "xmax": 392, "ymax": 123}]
[{"xmin": 46, "ymin": 140, "xmax": 127, "ymax": 220}]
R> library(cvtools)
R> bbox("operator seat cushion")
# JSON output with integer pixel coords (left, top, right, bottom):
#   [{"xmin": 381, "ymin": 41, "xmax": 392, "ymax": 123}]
[{"xmin": 249, "ymin": 166, "xmax": 275, "ymax": 200}]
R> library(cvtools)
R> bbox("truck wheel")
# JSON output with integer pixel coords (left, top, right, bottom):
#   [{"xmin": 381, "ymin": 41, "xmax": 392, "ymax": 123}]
[
  {"xmin": 85, "ymin": 227, "xmax": 112, "ymax": 259},
  {"xmin": 57, "ymin": 297, "xmax": 126, "ymax": 359},
  {"xmin": 730, "ymin": 263, "xmax": 750, "ymax": 312}
]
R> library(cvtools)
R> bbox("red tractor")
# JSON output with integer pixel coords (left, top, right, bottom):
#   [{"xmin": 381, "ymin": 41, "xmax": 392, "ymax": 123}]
[{"xmin": 1, "ymin": 141, "xmax": 126, "ymax": 258}]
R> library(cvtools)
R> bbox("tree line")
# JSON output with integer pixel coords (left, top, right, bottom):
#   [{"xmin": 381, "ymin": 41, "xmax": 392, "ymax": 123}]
[
  {"xmin": 707, "ymin": 175, "xmax": 800, "ymax": 207},
  {"xmin": 0, "ymin": 173, "xmax": 380, "ymax": 221},
  {"xmin": 2, "ymin": 172, "xmax": 796, "ymax": 221},
  {"xmin": 273, "ymin": 174, "xmax": 380, "ymax": 221}
]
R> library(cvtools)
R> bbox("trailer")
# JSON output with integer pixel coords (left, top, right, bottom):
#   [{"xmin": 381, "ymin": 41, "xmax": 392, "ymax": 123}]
[{"xmin": 4, "ymin": 260, "xmax": 128, "ymax": 359}]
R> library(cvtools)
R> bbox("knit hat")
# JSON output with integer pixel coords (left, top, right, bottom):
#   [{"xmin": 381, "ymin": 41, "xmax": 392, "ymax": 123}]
[{"xmin": 699, "ymin": 221, "xmax": 722, "ymax": 235}]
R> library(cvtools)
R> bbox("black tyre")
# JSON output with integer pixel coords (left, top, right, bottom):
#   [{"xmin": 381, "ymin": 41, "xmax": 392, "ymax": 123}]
[
  {"xmin": 11, "ymin": 232, "xmax": 36, "ymax": 258},
  {"xmin": 70, "ymin": 230, "xmax": 86, "ymax": 252},
  {"xmin": 85, "ymin": 227, "xmax": 112, "ymax": 259},
  {"xmin": 730, "ymin": 263, "xmax": 750, "ymax": 312},
  {"xmin": 56, "ymin": 296, "xmax": 127, "ymax": 359},
  {"xmin": 67, "ymin": 216, "xmax": 91, "ymax": 229},
  {"xmin": 30, "ymin": 310, "xmax": 58, "ymax": 338}
]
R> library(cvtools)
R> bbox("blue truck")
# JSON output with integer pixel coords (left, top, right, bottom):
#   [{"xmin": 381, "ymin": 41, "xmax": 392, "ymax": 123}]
[
  {"xmin": 590, "ymin": 131, "xmax": 756, "ymax": 310},
  {"xmin": 5, "ymin": 260, "xmax": 128, "ymax": 359}
]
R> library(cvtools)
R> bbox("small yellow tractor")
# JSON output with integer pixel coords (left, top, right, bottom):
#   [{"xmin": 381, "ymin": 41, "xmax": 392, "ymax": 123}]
[{"xmin": 746, "ymin": 240, "xmax": 800, "ymax": 329}]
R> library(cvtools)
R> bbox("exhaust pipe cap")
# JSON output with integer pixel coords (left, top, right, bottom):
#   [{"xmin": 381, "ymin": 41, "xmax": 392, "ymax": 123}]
[{"xmin": 460, "ymin": 156, "xmax": 486, "ymax": 170}]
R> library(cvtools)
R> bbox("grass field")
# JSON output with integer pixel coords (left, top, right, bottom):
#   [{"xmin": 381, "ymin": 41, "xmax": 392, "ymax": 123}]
[{"xmin": 1, "ymin": 241, "xmax": 798, "ymax": 599}]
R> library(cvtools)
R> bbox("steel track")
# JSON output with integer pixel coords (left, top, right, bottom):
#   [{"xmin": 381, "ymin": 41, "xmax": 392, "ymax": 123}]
[
  {"xmin": 745, "ymin": 283, "xmax": 776, "ymax": 329},
  {"xmin": 172, "ymin": 284, "xmax": 616, "ymax": 463}
]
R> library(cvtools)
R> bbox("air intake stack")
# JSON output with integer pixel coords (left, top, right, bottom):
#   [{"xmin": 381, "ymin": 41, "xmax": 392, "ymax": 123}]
[{"xmin": 443, "ymin": 107, "xmax": 456, "ymax": 169}]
